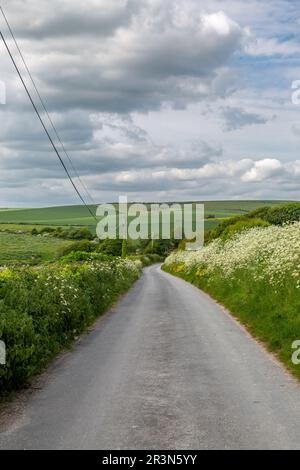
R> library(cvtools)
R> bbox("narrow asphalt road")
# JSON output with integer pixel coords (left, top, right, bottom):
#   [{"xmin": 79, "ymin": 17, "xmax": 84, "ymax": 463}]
[{"xmin": 1, "ymin": 264, "xmax": 300, "ymax": 449}]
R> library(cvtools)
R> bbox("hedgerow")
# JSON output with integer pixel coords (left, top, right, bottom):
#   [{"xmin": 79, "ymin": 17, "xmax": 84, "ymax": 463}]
[
  {"xmin": 0, "ymin": 258, "xmax": 142, "ymax": 392},
  {"xmin": 205, "ymin": 202, "xmax": 300, "ymax": 242},
  {"xmin": 164, "ymin": 222, "xmax": 300, "ymax": 380}
]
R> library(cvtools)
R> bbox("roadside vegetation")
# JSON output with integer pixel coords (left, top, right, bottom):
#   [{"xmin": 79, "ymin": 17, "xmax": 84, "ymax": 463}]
[
  {"xmin": 0, "ymin": 200, "xmax": 297, "ymax": 392},
  {"xmin": 0, "ymin": 216, "xmax": 167, "ymax": 392},
  {"xmin": 164, "ymin": 202, "xmax": 300, "ymax": 380},
  {"xmin": 0, "ymin": 257, "xmax": 145, "ymax": 392}
]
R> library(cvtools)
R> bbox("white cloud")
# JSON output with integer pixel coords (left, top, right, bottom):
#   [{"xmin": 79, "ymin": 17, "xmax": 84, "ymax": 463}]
[
  {"xmin": 246, "ymin": 38, "xmax": 300, "ymax": 57},
  {"xmin": 241, "ymin": 159, "xmax": 282, "ymax": 182}
]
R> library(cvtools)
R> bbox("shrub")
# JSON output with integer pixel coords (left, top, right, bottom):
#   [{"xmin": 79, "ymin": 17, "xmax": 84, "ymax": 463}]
[
  {"xmin": 164, "ymin": 221, "xmax": 300, "ymax": 380},
  {"xmin": 205, "ymin": 203, "xmax": 300, "ymax": 243},
  {"xmin": 220, "ymin": 218, "xmax": 270, "ymax": 241},
  {"xmin": 34, "ymin": 226, "xmax": 94, "ymax": 241},
  {"xmin": 128, "ymin": 254, "xmax": 163, "ymax": 266},
  {"xmin": 97, "ymin": 239, "xmax": 123, "ymax": 256},
  {"xmin": 59, "ymin": 251, "xmax": 114, "ymax": 264},
  {"xmin": 0, "ymin": 258, "xmax": 142, "ymax": 391},
  {"xmin": 54, "ymin": 229, "xmax": 70, "ymax": 238},
  {"xmin": 40, "ymin": 227, "xmax": 56, "ymax": 234},
  {"xmin": 143, "ymin": 239, "xmax": 178, "ymax": 256},
  {"xmin": 255, "ymin": 202, "xmax": 300, "ymax": 225},
  {"xmin": 58, "ymin": 240, "xmax": 94, "ymax": 257},
  {"xmin": 205, "ymin": 215, "xmax": 245, "ymax": 243},
  {"xmin": 248, "ymin": 206, "xmax": 272, "ymax": 220},
  {"xmin": 0, "ymin": 303, "xmax": 36, "ymax": 388},
  {"xmin": 68, "ymin": 227, "xmax": 94, "ymax": 240}
]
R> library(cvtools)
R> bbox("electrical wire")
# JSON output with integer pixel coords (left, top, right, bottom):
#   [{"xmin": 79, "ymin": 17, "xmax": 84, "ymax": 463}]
[
  {"xmin": 0, "ymin": 30, "xmax": 97, "ymax": 221},
  {"xmin": 0, "ymin": 6, "xmax": 96, "ymax": 208}
]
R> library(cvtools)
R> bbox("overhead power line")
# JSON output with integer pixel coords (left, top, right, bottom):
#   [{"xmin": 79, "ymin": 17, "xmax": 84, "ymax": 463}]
[
  {"xmin": 0, "ymin": 23, "xmax": 97, "ymax": 221},
  {"xmin": 0, "ymin": 6, "xmax": 96, "ymax": 208}
]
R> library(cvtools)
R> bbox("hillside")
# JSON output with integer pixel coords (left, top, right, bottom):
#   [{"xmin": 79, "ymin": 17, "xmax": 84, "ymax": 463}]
[{"xmin": 0, "ymin": 201, "xmax": 288, "ymax": 229}]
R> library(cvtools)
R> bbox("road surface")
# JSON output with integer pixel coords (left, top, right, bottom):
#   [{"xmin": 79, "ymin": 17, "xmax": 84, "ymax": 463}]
[{"xmin": 0, "ymin": 264, "xmax": 300, "ymax": 449}]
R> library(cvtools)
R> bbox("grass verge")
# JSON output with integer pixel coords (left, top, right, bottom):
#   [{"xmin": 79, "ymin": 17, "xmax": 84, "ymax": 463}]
[{"xmin": 163, "ymin": 263, "xmax": 300, "ymax": 381}]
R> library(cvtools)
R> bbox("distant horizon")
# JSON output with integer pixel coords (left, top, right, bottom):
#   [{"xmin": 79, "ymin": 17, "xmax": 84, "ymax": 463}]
[{"xmin": 0, "ymin": 199, "xmax": 296, "ymax": 211}]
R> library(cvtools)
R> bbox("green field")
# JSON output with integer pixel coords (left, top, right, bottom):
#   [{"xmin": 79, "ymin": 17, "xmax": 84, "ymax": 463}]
[
  {"xmin": 0, "ymin": 201, "xmax": 291, "ymax": 265},
  {"xmin": 0, "ymin": 232, "xmax": 73, "ymax": 265},
  {"xmin": 0, "ymin": 200, "xmax": 288, "ymax": 230}
]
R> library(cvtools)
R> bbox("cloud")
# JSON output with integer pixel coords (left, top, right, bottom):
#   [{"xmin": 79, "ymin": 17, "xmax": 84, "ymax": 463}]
[
  {"xmin": 221, "ymin": 106, "xmax": 271, "ymax": 131},
  {"xmin": 246, "ymin": 38, "xmax": 300, "ymax": 57},
  {"xmin": 70, "ymin": 157, "xmax": 298, "ymax": 201},
  {"xmin": 0, "ymin": 0, "xmax": 300, "ymax": 205},
  {"xmin": 0, "ymin": 109, "xmax": 222, "ymax": 176},
  {"xmin": 1, "ymin": 2, "xmax": 248, "ymax": 113},
  {"xmin": 241, "ymin": 159, "xmax": 282, "ymax": 182},
  {"xmin": 3, "ymin": 0, "xmax": 141, "ymax": 39}
]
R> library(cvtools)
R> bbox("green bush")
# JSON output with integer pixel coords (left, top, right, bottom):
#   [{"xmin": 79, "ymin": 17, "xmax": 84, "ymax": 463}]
[
  {"xmin": 248, "ymin": 206, "xmax": 271, "ymax": 220},
  {"xmin": 34, "ymin": 226, "xmax": 94, "ymax": 241},
  {"xmin": 143, "ymin": 239, "xmax": 178, "ymax": 256},
  {"xmin": 164, "ymin": 221, "xmax": 300, "ymax": 381},
  {"xmin": 59, "ymin": 251, "xmax": 114, "ymax": 264},
  {"xmin": 0, "ymin": 259, "xmax": 142, "ymax": 392},
  {"xmin": 160, "ymin": 203, "xmax": 299, "ymax": 248},
  {"xmin": 128, "ymin": 254, "xmax": 163, "ymax": 266},
  {"xmin": 67, "ymin": 227, "xmax": 94, "ymax": 240},
  {"xmin": 97, "ymin": 239, "xmax": 123, "ymax": 256},
  {"xmin": 0, "ymin": 303, "xmax": 36, "ymax": 389},
  {"xmin": 205, "ymin": 215, "xmax": 245, "ymax": 242},
  {"xmin": 220, "ymin": 218, "xmax": 270, "ymax": 241},
  {"xmin": 58, "ymin": 240, "xmax": 94, "ymax": 257},
  {"xmin": 40, "ymin": 227, "xmax": 56, "ymax": 234},
  {"xmin": 253, "ymin": 202, "xmax": 300, "ymax": 225},
  {"xmin": 205, "ymin": 202, "xmax": 300, "ymax": 243}
]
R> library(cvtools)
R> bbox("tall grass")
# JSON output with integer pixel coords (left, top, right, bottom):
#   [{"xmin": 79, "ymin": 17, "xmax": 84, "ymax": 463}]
[{"xmin": 164, "ymin": 222, "xmax": 300, "ymax": 380}]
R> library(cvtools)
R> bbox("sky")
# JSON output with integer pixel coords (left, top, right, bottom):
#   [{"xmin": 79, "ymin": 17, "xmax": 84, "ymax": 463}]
[{"xmin": 1, "ymin": 0, "xmax": 300, "ymax": 206}]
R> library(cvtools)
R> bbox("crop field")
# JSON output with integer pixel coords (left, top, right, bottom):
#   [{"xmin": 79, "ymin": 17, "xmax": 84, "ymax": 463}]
[
  {"xmin": 0, "ymin": 232, "xmax": 73, "ymax": 266},
  {"xmin": 0, "ymin": 201, "xmax": 289, "ymax": 265},
  {"xmin": 0, "ymin": 200, "xmax": 287, "ymax": 230}
]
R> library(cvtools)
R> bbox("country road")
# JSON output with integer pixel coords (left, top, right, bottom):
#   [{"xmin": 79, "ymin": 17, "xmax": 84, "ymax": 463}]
[{"xmin": 1, "ymin": 264, "xmax": 300, "ymax": 450}]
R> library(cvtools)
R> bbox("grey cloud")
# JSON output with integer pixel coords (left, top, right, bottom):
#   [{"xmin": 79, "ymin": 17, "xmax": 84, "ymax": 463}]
[
  {"xmin": 3, "ymin": 0, "xmax": 141, "ymax": 39},
  {"xmin": 0, "ymin": 109, "xmax": 222, "ymax": 176},
  {"xmin": 2, "ymin": 2, "xmax": 247, "ymax": 114},
  {"xmin": 221, "ymin": 106, "xmax": 270, "ymax": 131},
  {"xmin": 0, "ymin": 110, "xmax": 94, "ymax": 151},
  {"xmin": 1, "ymin": 0, "xmax": 296, "ymax": 205}
]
